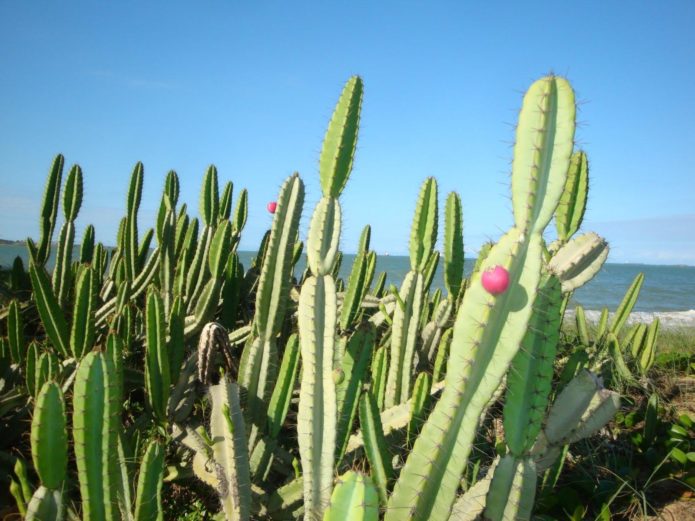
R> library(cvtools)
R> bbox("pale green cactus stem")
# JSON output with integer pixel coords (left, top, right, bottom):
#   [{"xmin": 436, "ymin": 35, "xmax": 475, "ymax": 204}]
[
  {"xmin": 70, "ymin": 266, "xmax": 97, "ymax": 361},
  {"xmin": 385, "ymin": 177, "xmax": 437, "ymax": 408},
  {"xmin": 7, "ymin": 299, "xmax": 25, "ymax": 364},
  {"xmin": 26, "ymin": 382, "xmax": 67, "ymax": 521},
  {"xmin": 335, "ymin": 324, "xmax": 376, "ymax": 463},
  {"xmin": 548, "ymin": 231, "xmax": 608, "ymax": 292},
  {"xmin": 29, "ymin": 262, "xmax": 70, "ymax": 359},
  {"xmin": 145, "ymin": 290, "xmax": 171, "ymax": 423},
  {"xmin": 323, "ymin": 471, "xmax": 379, "ymax": 521},
  {"xmin": 358, "ymin": 391, "xmax": 393, "ymax": 507},
  {"xmin": 532, "ymin": 370, "xmax": 621, "ymax": 469},
  {"xmin": 133, "ymin": 440, "xmax": 165, "ymax": 521},
  {"xmin": 73, "ymin": 351, "xmax": 120, "ymax": 521},
  {"xmin": 386, "ymin": 76, "xmax": 576, "ymax": 521},
  {"xmin": 609, "ymin": 272, "xmax": 644, "ymax": 337},
  {"xmin": 298, "ymin": 75, "xmax": 363, "ymax": 518},
  {"xmin": 185, "ymin": 165, "xmax": 219, "ymax": 311},
  {"xmin": 504, "ymin": 275, "xmax": 563, "ymax": 457},
  {"xmin": 80, "ymin": 224, "xmax": 96, "ymax": 264},
  {"xmin": 238, "ymin": 172, "xmax": 304, "ymax": 434},
  {"xmin": 52, "ymin": 164, "xmax": 83, "ymax": 307},
  {"xmin": 443, "ymin": 191, "xmax": 464, "ymax": 300},
  {"xmin": 484, "ymin": 455, "xmax": 537, "ymax": 521},
  {"xmin": 219, "ymin": 180, "xmax": 233, "ymax": 222},
  {"xmin": 124, "ymin": 162, "xmax": 144, "ymax": 281},
  {"xmin": 210, "ymin": 376, "xmax": 252, "ymax": 521},
  {"xmin": 34, "ymin": 154, "xmax": 64, "ymax": 267}
]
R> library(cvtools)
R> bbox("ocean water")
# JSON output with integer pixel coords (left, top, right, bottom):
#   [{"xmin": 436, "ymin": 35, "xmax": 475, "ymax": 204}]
[{"xmin": 2, "ymin": 244, "xmax": 694, "ymax": 326}]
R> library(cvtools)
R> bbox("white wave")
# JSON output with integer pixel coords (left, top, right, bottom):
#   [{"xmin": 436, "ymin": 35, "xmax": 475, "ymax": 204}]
[{"xmin": 564, "ymin": 308, "xmax": 695, "ymax": 328}]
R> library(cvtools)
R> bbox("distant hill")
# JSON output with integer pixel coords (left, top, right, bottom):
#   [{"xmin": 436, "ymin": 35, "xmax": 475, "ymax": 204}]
[{"xmin": 0, "ymin": 239, "xmax": 23, "ymax": 245}]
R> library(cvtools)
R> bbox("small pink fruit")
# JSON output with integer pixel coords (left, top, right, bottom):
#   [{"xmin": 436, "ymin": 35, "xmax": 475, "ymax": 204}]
[
  {"xmin": 267, "ymin": 201, "xmax": 277, "ymax": 214},
  {"xmin": 481, "ymin": 265, "xmax": 510, "ymax": 295}
]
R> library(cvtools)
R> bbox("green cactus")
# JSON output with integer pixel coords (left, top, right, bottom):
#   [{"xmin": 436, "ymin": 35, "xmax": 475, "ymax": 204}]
[
  {"xmin": 52, "ymin": 164, "xmax": 83, "ymax": 307},
  {"xmin": 209, "ymin": 376, "xmax": 252, "ymax": 521},
  {"xmin": 386, "ymin": 76, "xmax": 576, "ymax": 521},
  {"xmin": 443, "ymin": 191, "xmax": 464, "ymax": 300},
  {"xmin": 34, "ymin": 154, "xmax": 64, "ymax": 267},
  {"xmin": 323, "ymin": 471, "xmax": 379, "ymax": 521},
  {"xmin": 385, "ymin": 177, "xmax": 437, "ymax": 408},
  {"xmin": 73, "ymin": 351, "xmax": 120, "ymax": 520},
  {"xmin": 238, "ymin": 172, "xmax": 304, "ymax": 431},
  {"xmin": 27, "ymin": 382, "xmax": 68, "ymax": 521},
  {"xmin": 555, "ymin": 150, "xmax": 589, "ymax": 243}
]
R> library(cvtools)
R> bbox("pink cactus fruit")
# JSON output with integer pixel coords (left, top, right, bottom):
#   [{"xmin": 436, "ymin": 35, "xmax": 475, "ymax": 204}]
[
  {"xmin": 267, "ymin": 201, "xmax": 277, "ymax": 214},
  {"xmin": 481, "ymin": 265, "xmax": 510, "ymax": 295}
]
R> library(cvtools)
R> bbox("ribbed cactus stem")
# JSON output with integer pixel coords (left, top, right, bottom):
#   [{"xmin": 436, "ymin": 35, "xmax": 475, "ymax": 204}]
[
  {"xmin": 298, "ymin": 75, "xmax": 363, "ymax": 518},
  {"xmin": 386, "ymin": 76, "xmax": 575, "ymax": 521},
  {"xmin": 73, "ymin": 351, "xmax": 120, "ymax": 521}
]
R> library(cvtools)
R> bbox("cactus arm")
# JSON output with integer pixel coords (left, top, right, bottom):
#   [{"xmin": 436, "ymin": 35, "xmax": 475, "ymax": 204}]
[
  {"xmin": 512, "ymin": 77, "xmax": 576, "ymax": 234},
  {"xmin": 29, "ymin": 263, "xmax": 70, "ymax": 358},
  {"xmin": 339, "ymin": 251, "xmax": 368, "ymax": 331},
  {"xmin": 198, "ymin": 164, "xmax": 219, "ymax": 227},
  {"xmin": 25, "ymin": 486, "xmax": 64, "ymax": 521},
  {"xmin": 125, "ymin": 162, "xmax": 144, "ymax": 280},
  {"xmin": 70, "ymin": 267, "xmax": 97, "ymax": 360},
  {"xmin": 432, "ymin": 328, "xmax": 452, "ymax": 383},
  {"xmin": 504, "ymin": 275, "xmax": 562, "ymax": 454},
  {"xmin": 35, "ymin": 154, "xmax": 64, "ymax": 266},
  {"xmin": 319, "ymin": 76, "xmax": 363, "ymax": 198},
  {"xmin": 638, "ymin": 318, "xmax": 660, "ymax": 373},
  {"xmin": 610, "ymin": 273, "xmax": 644, "ymax": 336},
  {"xmin": 7, "ymin": 299, "xmax": 25, "ymax": 364},
  {"xmin": 336, "ymin": 324, "xmax": 376, "ymax": 463},
  {"xmin": 73, "ymin": 351, "xmax": 119, "ymax": 520},
  {"xmin": 575, "ymin": 305, "xmax": 590, "ymax": 346},
  {"xmin": 407, "ymin": 372, "xmax": 432, "ymax": 444},
  {"xmin": 483, "ymin": 455, "xmax": 537, "ymax": 521},
  {"xmin": 210, "ymin": 378, "xmax": 251, "ymax": 521},
  {"xmin": 555, "ymin": 150, "xmax": 589, "ymax": 242},
  {"xmin": 370, "ymin": 345, "xmax": 388, "ymax": 410},
  {"xmin": 443, "ymin": 191, "xmax": 464, "ymax": 298},
  {"xmin": 80, "ymin": 224, "xmax": 96, "ymax": 264},
  {"xmin": 298, "ymin": 275, "xmax": 338, "ymax": 516},
  {"xmin": 31, "ymin": 382, "xmax": 68, "ymax": 490},
  {"xmin": 145, "ymin": 291, "xmax": 170, "ymax": 423},
  {"xmin": 323, "ymin": 471, "xmax": 379, "ymax": 521},
  {"xmin": 232, "ymin": 188, "xmax": 248, "ymax": 236},
  {"xmin": 409, "ymin": 177, "xmax": 438, "ymax": 272},
  {"xmin": 267, "ymin": 334, "xmax": 300, "ymax": 439},
  {"xmin": 548, "ymin": 232, "xmax": 609, "ymax": 292},
  {"xmin": 385, "ymin": 272, "xmax": 424, "ymax": 407},
  {"xmin": 239, "ymin": 173, "xmax": 304, "ymax": 433},
  {"xmin": 219, "ymin": 180, "xmax": 233, "ymax": 221},
  {"xmin": 358, "ymin": 392, "xmax": 393, "ymax": 507},
  {"xmin": 133, "ymin": 441, "xmax": 165, "ymax": 521}
]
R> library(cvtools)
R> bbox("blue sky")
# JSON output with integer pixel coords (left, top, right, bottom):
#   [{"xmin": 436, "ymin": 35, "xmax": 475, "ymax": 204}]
[{"xmin": 1, "ymin": 2, "xmax": 694, "ymax": 265}]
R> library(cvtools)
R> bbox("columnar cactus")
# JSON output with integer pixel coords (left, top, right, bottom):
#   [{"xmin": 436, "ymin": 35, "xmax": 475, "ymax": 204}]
[
  {"xmin": 385, "ymin": 76, "xmax": 577, "ymax": 521},
  {"xmin": 385, "ymin": 177, "xmax": 437, "ymax": 408},
  {"xmin": 298, "ymin": 75, "xmax": 363, "ymax": 517}
]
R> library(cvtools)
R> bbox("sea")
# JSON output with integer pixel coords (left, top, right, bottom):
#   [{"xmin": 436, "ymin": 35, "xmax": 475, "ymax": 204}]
[{"xmin": 2, "ymin": 244, "xmax": 694, "ymax": 328}]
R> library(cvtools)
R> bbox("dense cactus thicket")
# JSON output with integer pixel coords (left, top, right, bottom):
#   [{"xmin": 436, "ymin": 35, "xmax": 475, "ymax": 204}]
[{"xmin": 1, "ymin": 75, "xmax": 625, "ymax": 520}]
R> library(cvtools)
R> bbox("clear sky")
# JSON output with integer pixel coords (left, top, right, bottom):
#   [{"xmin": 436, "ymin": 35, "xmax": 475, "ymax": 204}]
[{"xmin": 1, "ymin": 2, "xmax": 694, "ymax": 265}]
